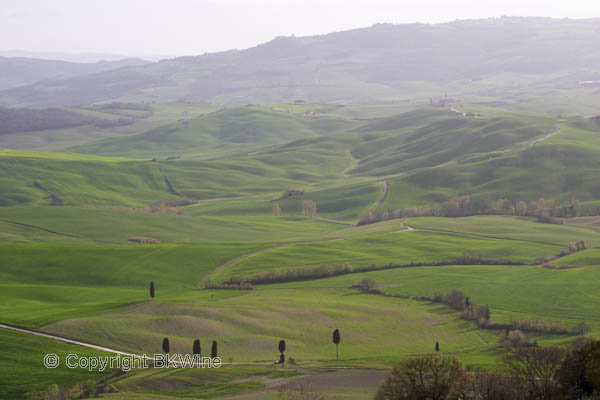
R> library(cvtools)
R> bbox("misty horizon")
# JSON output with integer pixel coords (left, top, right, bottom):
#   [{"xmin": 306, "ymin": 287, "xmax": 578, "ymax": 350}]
[{"xmin": 3, "ymin": 0, "xmax": 600, "ymax": 62}]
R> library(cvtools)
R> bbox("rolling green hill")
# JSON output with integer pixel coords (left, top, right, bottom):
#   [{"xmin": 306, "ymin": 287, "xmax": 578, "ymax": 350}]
[
  {"xmin": 0, "ymin": 103, "xmax": 214, "ymax": 151},
  {"xmin": 3, "ymin": 106, "xmax": 599, "ymax": 220},
  {"xmin": 69, "ymin": 105, "xmax": 356, "ymax": 158}
]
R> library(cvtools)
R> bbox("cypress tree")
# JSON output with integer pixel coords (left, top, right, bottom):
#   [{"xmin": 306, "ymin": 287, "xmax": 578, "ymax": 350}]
[
  {"xmin": 162, "ymin": 337, "xmax": 170, "ymax": 354},
  {"xmin": 278, "ymin": 339, "xmax": 286, "ymax": 354},
  {"xmin": 435, "ymin": 341, "xmax": 440, "ymax": 353},
  {"xmin": 193, "ymin": 339, "xmax": 201, "ymax": 356},
  {"xmin": 150, "ymin": 281, "xmax": 155, "ymax": 299},
  {"xmin": 333, "ymin": 329, "xmax": 340, "ymax": 360},
  {"xmin": 211, "ymin": 341, "xmax": 218, "ymax": 358}
]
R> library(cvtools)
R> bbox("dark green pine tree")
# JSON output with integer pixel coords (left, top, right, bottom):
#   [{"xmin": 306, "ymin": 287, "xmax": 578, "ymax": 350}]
[
  {"xmin": 333, "ymin": 329, "xmax": 340, "ymax": 360},
  {"xmin": 150, "ymin": 281, "xmax": 155, "ymax": 299},
  {"xmin": 193, "ymin": 339, "xmax": 201, "ymax": 356},
  {"xmin": 435, "ymin": 341, "xmax": 440, "ymax": 353},
  {"xmin": 162, "ymin": 337, "xmax": 170, "ymax": 354}
]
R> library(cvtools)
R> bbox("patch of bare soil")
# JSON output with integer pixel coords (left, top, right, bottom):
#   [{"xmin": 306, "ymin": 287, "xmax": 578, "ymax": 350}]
[{"xmin": 277, "ymin": 369, "xmax": 387, "ymax": 391}]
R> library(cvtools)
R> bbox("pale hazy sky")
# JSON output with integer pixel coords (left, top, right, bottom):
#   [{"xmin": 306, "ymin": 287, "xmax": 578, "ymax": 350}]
[{"xmin": 2, "ymin": 0, "xmax": 600, "ymax": 59}]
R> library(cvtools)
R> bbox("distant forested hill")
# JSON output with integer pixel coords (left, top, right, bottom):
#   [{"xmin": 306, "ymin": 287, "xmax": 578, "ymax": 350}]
[{"xmin": 2, "ymin": 17, "xmax": 600, "ymax": 109}]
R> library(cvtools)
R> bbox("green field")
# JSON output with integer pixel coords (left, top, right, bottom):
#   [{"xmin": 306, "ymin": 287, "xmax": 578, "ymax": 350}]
[
  {"xmin": 0, "ymin": 242, "xmax": 263, "ymax": 327},
  {"xmin": 0, "ymin": 206, "xmax": 347, "ymax": 243},
  {"xmin": 270, "ymin": 264, "xmax": 600, "ymax": 334},
  {"xmin": 212, "ymin": 229, "xmax": 562, "ymax": 282}
]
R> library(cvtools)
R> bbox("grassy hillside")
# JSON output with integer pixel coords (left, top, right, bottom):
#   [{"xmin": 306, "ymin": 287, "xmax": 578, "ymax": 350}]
[
  {"xmin": 392, "ymin": 123, "xmax": 600, "ymax": 206},
  {"xmin": 0, "ymin": 150, "xmax": 177, "ymax": 206},
  {"xmin": 70, "ymin": 106, "xmax": 356, "ymax": 158},
  {"xmin": 212, "ymin": 230, "xmax": 562, "ymax": 283},
  {"xmin": 271, "ymin": 263, "xmax": 600, "ymax": 334},
  {"xmin": 42, "ymin": 287, "xmax": 501, "ymax": 367},
  {"xmin": 0, "ymin": 242, "xmax": 262, "ymax": 327},
  {"xmin": 186, "ymin": 181, "xmax": 381, "ymax": 222},
  {"xmin": 0, "ymin": 206, "xmax": 345, "ymax": 243},
  {"xmin": 407, "ymin": 216, "xmax": 600, "ymax": 246},
  {"xmin": 0, "ymin": 103, "xmax": 214, "ymax": 151},
  {"xmin": 348, "ymin": 110, "xmax": 556, "ymax": 177},
  {"xmin": 3, "ymin": 108, "xmax": 594, "ymax": 214}
]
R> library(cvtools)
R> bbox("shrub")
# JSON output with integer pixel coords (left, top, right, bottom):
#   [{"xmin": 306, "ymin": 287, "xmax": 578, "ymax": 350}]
[
  {"xmin": 358, "ymin": 277, "xmax": 376, "ymax": 291},
  {"xmin": 498, "ymin": 330, "xmax": 529, "ymax": 350}
]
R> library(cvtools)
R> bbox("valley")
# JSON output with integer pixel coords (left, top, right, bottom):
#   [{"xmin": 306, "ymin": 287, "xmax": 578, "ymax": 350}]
[{"xmin": 2, "ymin": 16, "xmax": 600, "ymax": 400}]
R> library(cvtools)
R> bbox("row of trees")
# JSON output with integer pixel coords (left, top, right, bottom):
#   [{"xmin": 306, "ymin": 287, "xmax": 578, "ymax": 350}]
[
  {"xmin": 375, "ymin": 340, "xmax": 600, "ymax": 400},
  {"xmin": 275, "ymin": 329, "xmax": 341, "ymax": 368},
  {"xmin": 161, "ymin": 337, "xmax": 218, "ymax": 358},
  {"xmin": 358, "ymin": 196, "xmax": 588, "ymax": 225}
]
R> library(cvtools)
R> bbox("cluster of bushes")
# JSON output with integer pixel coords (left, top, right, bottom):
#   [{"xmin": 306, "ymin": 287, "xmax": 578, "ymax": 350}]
[
  {"xmin": 562, "ymin": 240, "xmax": 588, "ymax": 255},
  {"xmin": 376, "ymin": 341, "xmax": 600, "ymax": 400},
  {"xmin": 24, "ymin": 380, "xmax": 110, "ymax": 400},
  {"xmin": 358, "ymin": 195, "xmax": 588, "ymax": 225},
  {"xmin": 428, "ymin": 290, "xmax": 491, "ymax": 324},
  {"xmin": 128, "ymin": 236, "xmax": 161, "ymax": 244},
  {"xmin": 205, "ymin": 282, "xmax": 253, "ymax": 290},
  {"xmin": 497, "ymin": 329, "xmax": 532, "ymax": 349}
]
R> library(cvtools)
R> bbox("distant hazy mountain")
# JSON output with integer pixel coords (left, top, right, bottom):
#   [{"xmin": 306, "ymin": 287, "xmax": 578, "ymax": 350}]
[
  {"xmin": 0, "ymin": 50, "xmax": 170, "ymax": 63},
  {"xmin": 2, "ymin": 17, "xmax": 600, "ymax": 107},
  {"xmin": 0, "ymin": 56, "xmax": 151, "ymax": 91}
]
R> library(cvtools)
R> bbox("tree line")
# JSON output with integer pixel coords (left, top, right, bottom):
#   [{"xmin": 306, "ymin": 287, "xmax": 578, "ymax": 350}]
[{"xmin": 359, "ymin": 196, "xmax": 592, "ymax": 225}]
